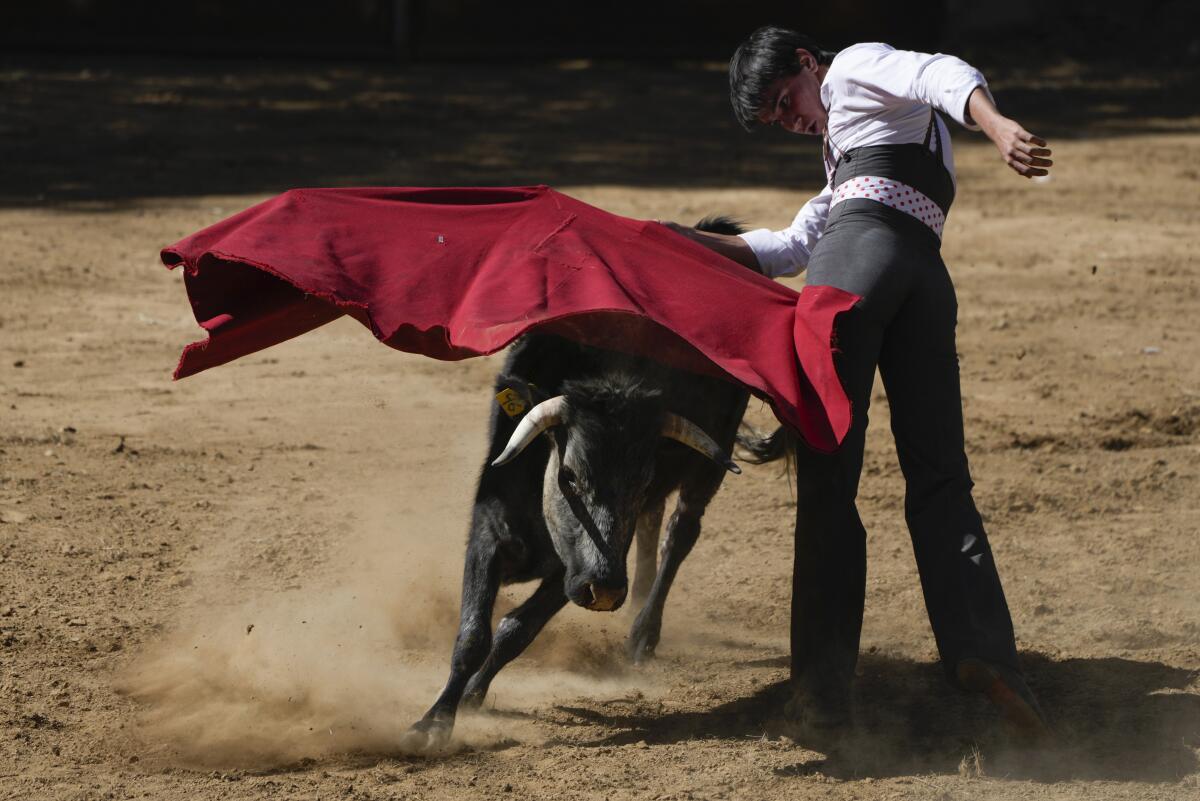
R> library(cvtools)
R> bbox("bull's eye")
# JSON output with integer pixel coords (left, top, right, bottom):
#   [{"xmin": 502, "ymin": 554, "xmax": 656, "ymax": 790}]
[{"xmin": 559, "ymin": 466, "xmax": 581, "ymax": 495}]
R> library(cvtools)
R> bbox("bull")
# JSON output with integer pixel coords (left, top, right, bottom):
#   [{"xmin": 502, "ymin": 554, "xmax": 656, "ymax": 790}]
[{"xmin": 405, "ymin": 218, "xmax": 752, "ymax": 749}]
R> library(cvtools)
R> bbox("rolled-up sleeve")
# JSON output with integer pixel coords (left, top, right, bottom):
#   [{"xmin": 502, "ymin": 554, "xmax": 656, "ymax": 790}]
[
  {"xmin": 910, "ymin": 51, "xmax": 991, "ymax": 130},
  {"xmin": 835, "ymin": 43, "xmax": 991, "ymax": 130},
  {"xmin": 738, "ymin": 183, "xmax": 832, "ymax": 278}
]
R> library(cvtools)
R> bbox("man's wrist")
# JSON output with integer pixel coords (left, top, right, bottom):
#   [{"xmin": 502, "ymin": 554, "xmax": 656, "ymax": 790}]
[{"xmin": 966, "ymin": 85, "xmax": 1001, "ymax": 134}]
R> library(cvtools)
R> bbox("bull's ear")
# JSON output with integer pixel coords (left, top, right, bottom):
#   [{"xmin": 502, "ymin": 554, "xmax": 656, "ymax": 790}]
[
  {"xmin": 495, "ymin": 375, "xmax": 545, "ymax": 419},
  {"xmin": 518, "ymin": 378, "xmax": 551, "ymax": 404},
  {"xmin": 497, "ymin": 375, "xmax": 534, "ymax": 405}
]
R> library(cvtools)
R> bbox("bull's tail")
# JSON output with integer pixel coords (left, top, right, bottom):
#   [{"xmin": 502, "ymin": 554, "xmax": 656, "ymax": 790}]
[{"xmin": 735, "ymin": 424, "xmax": 795, "ymax": 465}]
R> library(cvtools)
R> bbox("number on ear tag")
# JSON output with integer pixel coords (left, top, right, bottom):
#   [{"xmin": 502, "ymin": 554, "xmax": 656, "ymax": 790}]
[{"xmin": 495, "ymin": 388, "xmax": 527, "ymax": 418}]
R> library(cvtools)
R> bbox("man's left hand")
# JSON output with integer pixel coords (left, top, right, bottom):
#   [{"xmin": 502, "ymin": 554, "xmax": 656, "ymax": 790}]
[{"xmin": 989, "ymin": 118, "xmax": 1053, "ymax": 179}]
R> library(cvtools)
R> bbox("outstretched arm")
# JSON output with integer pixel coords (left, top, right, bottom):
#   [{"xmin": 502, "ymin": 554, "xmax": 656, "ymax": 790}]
[
  {"xmin": 658, "ymin": 181, "xmax": 833, "ymax": 279},
  {"xmin": 657, "ymin": 223, "xmax": 763, "ymax": 272},
  {"xmin": 967, "ymin": 87, "xmax": 1053, "ymax": 179},
  {"xmin": 829, "ymin": 44, "xmax": 1053, "ymax": 180}
]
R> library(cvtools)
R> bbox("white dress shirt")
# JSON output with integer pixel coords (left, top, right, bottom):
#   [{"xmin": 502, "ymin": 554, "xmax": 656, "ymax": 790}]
[{"xmin": 739, "ymin": 42, "xmax": 992, "ymax": 278}]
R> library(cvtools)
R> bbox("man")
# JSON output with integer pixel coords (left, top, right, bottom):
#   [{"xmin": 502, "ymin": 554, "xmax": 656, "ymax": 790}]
[{"xmin": 661, "ymin": 27, "xmax": 1051, "ymax": 736}]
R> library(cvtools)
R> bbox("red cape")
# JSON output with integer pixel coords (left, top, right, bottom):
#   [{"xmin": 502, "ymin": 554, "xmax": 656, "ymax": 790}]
[{"xmin": 161, "ymin": 186, "xmax": 858, "ymax": 452}]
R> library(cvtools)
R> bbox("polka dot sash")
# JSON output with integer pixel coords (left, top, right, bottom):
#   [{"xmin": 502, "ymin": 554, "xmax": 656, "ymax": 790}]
[{"xmin": 830, "ymin": 176, "xmax": 945, "ymax": 238}]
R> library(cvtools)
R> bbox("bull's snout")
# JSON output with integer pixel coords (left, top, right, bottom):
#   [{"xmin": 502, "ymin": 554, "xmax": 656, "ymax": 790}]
[
  {"xmin": 584, "ymin": 582, "xmax": 627, "ymax": 611},
  {"xmin": 569, "ymin": 578, "xmax": 627, "ymax": 611}
]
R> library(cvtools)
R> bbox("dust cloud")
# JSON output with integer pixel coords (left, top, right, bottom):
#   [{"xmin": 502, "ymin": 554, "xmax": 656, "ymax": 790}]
[{"xmin": 116, "ymin": 484, "xmax": 659, "ymax": 769}]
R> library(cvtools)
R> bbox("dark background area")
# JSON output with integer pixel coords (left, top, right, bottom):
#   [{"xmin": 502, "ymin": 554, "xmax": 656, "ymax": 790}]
[
  {"xmin": 5, "ymin": 0, "xmax": 1198, "ymax": 63},
  {"xmin": 7, "ymin": 1, "xmax": 943, "ymax": 59},
  {"xmin": 1, "ymin": 1, "xmax": 1197, "ymax": 207}
]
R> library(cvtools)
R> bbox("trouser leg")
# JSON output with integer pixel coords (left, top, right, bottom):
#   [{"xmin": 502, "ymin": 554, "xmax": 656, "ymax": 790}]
[
  {"xmin": 790, "ymin": 306, "xmax": 882, "ymax": 717},
  {"xmin": 877, "ymin": 259, "xmax": 1020, "ymax": 679}
]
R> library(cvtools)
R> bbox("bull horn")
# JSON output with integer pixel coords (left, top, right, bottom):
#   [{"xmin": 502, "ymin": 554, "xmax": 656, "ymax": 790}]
[
  {"xmin": 492, "ymin": 396, "xmax": 568, "ymax": 467},
  {"xmin": 662, "ymin": 413, "xmax": 741, "ymax": 474}
]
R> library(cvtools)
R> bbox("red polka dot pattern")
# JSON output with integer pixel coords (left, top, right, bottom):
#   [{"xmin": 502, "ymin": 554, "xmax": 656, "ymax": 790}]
[{"xmin": 831, "ymin": 176, "xmax": 945, "ymax": 238}]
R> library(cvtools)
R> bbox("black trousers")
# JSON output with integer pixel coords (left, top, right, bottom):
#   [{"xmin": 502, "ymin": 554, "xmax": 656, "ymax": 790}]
[{"xmin": 791, "ymin": 200, "xmax": 1019, "ymax": 706}]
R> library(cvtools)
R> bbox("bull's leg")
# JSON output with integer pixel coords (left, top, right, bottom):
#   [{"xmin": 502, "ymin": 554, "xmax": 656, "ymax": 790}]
[
  {"xmin": 630, "ymin": 500, "xmax": 666, "ymax": 608},
  {"xmin": 627, "ymin": 476, "xmax": 721, "ymax": 663},
  {"xmin": 460, "ymin": 571, "xmax": 567, "ymax": 708},
  {"xmin": 403, "ymin": 536, "xmax": 500, "ymax": 751}
]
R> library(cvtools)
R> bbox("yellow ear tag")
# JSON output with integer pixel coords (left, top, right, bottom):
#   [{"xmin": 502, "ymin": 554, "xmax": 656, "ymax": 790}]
[{"xmin": 495, "ymin": 388, "xmax": 528, "ymax": 418}]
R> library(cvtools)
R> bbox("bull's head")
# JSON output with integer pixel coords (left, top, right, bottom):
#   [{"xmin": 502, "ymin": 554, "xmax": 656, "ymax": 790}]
[{"xmin": 492, "ymin": 375, "xmax": 739, "ymax": 611}]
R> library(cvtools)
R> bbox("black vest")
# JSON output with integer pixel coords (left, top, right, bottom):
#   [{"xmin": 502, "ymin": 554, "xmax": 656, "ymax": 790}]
[{"xmin": 828, "ymin": 110, "xmax": 956, "ymax": 217}]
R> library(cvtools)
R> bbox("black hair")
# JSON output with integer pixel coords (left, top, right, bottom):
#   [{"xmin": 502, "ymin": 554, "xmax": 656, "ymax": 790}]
[
  {"xmin": 728, "ymin": 26, "xmax": 837, "ymax": 132},
  {"xmin": 693, "ymin": 214, "xmax": 745, "ymax": 236}
]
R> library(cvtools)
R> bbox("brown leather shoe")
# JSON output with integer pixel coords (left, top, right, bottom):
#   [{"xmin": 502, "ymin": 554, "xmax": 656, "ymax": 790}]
[{"xmin": 956, "ymin": 658, "xmax": 1048, "ymax": 738}]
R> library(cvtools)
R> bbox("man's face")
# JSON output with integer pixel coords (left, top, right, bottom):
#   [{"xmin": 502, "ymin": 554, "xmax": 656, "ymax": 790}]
[{"xmin": 756, "ymin": 48, "xmax": 827, "ymax": 136}]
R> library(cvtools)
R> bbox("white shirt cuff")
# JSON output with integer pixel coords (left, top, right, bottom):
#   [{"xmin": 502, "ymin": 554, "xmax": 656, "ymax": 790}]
[{"xmin": 738, "ymin": 228, "xmax": 807, "ymax": 278}]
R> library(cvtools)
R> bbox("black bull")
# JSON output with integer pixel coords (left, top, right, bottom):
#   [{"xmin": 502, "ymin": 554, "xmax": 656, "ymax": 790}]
[{"xmin": 405, "ymin": 218, "xmax": 755, "ymax": 749}]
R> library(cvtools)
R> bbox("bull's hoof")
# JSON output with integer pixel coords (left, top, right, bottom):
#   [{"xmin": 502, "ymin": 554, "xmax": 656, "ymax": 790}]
[
  {"xmin": 460, "ymin": 687, "xmax": 487, "ymax": 710},
  {"xmin": 399, "ymin": 717, "xmax": 453, "ymax": 753},
  {"xmin": 626, "ymin": 620, "xmax": 660, "ymax": 665}
]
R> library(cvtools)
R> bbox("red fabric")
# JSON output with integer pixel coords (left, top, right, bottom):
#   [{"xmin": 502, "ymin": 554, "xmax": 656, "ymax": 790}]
[{"xmin": 160, "ymin": 186, "xmax": 859, "ymax": 452}]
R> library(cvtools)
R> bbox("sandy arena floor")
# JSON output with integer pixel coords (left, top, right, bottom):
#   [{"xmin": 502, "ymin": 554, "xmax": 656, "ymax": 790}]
[{"xmin": 1, "ymin": 56, "xmax": 1198, "ymax": 800}]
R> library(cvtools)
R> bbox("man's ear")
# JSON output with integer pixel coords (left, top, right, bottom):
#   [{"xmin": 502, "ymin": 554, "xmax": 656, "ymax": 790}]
[{"xmin": 794, "ymin": 47, "xmax": 817, "ymax": 72}]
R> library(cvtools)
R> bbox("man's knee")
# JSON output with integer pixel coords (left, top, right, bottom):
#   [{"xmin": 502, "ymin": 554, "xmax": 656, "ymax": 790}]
[
  {"xmin": 903, "ymin": 463, "xmax": 976, "ymax": 521},
  {"xmin": 793, "ymin": 448, "xmax": 864, "ymax": 509}
]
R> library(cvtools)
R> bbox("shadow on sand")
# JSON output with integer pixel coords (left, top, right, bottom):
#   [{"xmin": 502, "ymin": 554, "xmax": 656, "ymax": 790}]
[
  {"xmin": 2, "ymin": 52, "xmax": 1196, "ymax": 208},
  {"xmin": 554, "ymin": 651, "xmax": 1199, "ymax": 783}
]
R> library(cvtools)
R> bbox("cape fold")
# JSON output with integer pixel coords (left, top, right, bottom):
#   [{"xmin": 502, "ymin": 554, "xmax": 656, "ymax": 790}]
[{"xmin": 160, "ymin": 186, "xmax": 857, "ymax": 453}]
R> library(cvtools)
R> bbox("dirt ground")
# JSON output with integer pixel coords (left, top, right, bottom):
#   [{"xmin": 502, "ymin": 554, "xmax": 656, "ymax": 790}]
[{"xmin": 1, "ymin": 55, "xmax": 1198, "ymax": 800}]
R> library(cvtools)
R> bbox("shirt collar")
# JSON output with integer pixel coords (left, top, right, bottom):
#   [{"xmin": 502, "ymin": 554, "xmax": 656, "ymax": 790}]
[{"xmin": 819, "ymin": 64, "xmax": 834, "ymax": 112}]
